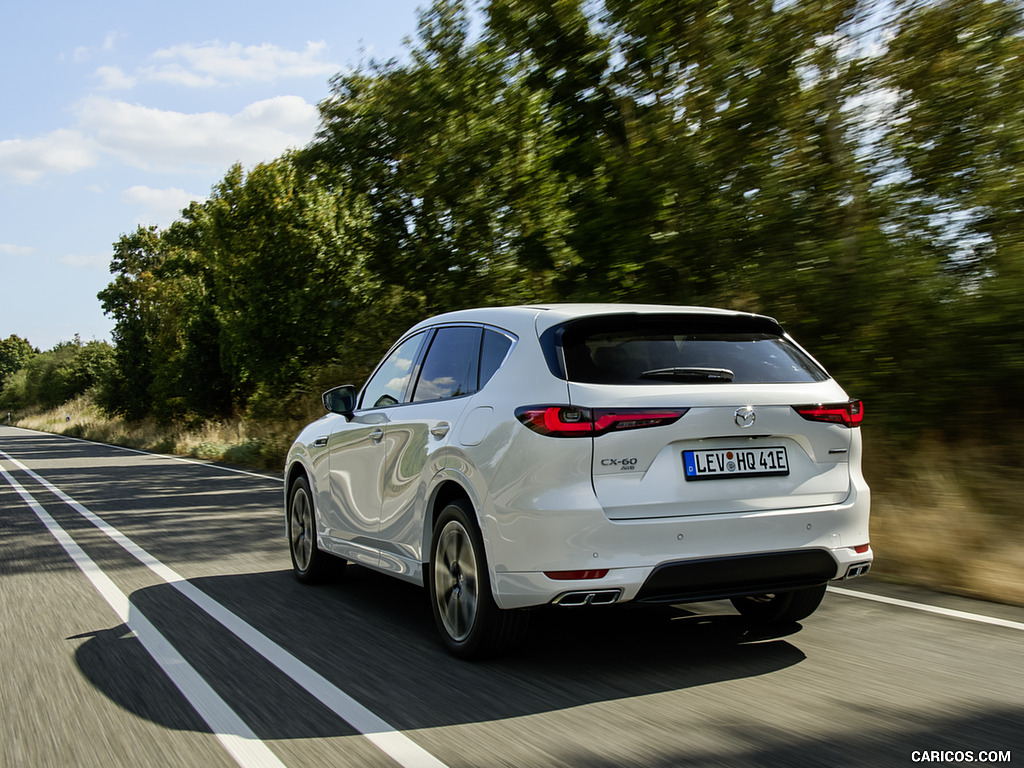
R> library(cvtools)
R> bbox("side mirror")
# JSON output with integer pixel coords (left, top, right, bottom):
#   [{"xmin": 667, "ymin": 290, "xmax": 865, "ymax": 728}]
[{"xmin": 322, "ymin": 385, "xmax": 357, "ymax": 417}]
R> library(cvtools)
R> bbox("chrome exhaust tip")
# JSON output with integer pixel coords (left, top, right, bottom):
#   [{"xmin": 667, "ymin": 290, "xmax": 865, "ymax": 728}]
[
  {"xmin": 844, "ymin": 562, "xmax": 871, "ymax": 579},
  {"xmin": 553, "ymin": 589, "xmax": 622, "ymax": 606}
]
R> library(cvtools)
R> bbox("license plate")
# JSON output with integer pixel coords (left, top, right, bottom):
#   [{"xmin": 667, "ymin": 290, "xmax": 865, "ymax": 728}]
[{"xmin": 683, "ymin": 446, "xmax": 789, "ymax": 481}]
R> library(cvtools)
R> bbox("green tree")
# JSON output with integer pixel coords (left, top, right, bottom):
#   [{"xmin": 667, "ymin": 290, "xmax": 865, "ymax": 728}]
[
  {"xmin": 0, "ymin": 334, "xmax": 36, "ymax": 393},
  {"xmin": 486, "ymin": 0, "xmax": 635, "ymax": 299},
  {"xmin": 306, "ymin": 0, "xmax": 573, "ymax": 315},
  {"xmin": 875, "ymin": 0, "xmax": 1024, "ymax": 428},
  {"xmin": 97, "ymin": 213, "xmax": 232, "ymax": 421},
  {"xmin": 97, "ymin": 227, "xmax": 164, "ymax": 419},
  {"xmin": 200, "ymin": 156, "xmax": 373, "ymax": 398},
  {"xmin": 147, "ymin": 208, "xmax": 232, "ymax": 421},
  {"xmin": 15, "ymin": 337, "xmax": 114, "ymax": 410}
]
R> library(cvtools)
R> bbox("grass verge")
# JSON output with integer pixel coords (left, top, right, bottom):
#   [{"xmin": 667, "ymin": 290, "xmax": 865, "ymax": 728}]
[
  {"xmin": 864, "ymin": 432, "xmax": 1024, "ymax": 606},
  {"xmin": 12, "ymin": 394, "xmax": 317, "ymax": 472}
]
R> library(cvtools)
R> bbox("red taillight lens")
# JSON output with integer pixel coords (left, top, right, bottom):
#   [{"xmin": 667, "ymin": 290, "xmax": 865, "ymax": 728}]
[
  {"xmin": 793, "ymin": 400, "xmax": 864, "ymax": 428},
  {"xmin": 515, "ymin": 405, "xmax": 689, "ymax": 437},
  {"xmin": 544, "ymin": 569, "xmax": 609, "ymax": 580},
  {"xmin": 515, "ymin": 406, "xmax": 594, "ymax": 436},
  {"xmin": 854, "ymin": 544, "xmax": 870, "ymax": 554}
]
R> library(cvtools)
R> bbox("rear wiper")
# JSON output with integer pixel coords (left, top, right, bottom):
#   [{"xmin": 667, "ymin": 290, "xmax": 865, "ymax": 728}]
[{"xmin": 640, "ymin": 367, "xmax": 735, "ymax": 382}]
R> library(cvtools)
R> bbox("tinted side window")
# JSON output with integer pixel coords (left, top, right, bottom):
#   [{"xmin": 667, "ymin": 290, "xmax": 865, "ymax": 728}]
[
  {"xmin": 479, "ymin": 329, "xmax": 513, "ymax": 389},
  {"xmin": 412, "ymin": 326, "xmax": 482, "ymax": 402},
  {"xmin": 360, "ymin": 332, "xmax": 426, "ymax": 409}
]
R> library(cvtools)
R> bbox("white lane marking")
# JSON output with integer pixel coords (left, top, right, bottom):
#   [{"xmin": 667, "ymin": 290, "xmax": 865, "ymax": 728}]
[
  {"xmin": 1, "ymin": 426, "xmax": 282, "ymax": 483},
  {"xmin": 0, "ymin": 463, "xmax": 288, "ymax": 768},
  {"xmin": 829, "ymin": 586, "xmax": 1024, "ymax": 632},
  {"xmin": 0, "ymin": 450, "xmax": 450, "ymax": 768}
]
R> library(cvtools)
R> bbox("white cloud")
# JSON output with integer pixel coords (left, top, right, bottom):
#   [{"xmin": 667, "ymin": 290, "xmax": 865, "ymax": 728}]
[
  {"xmin": 0, "ymin": 129, "xmax": 99, "ymax": 183},
  {"xmin": 0, "ymin": 95, "xmax": 319, "ymax": 183},
  {"xmin": 59, "ymin": 253, "xmax": 109, "ymax": 271},
  {"xmin": 72, "ymin": 31, "xmax": 123, "ymax": 62},
  {"xmin": 143, "ymin": 41, "xmax": 338, "ymax": 87},
  {"xmin": 0, "ymin": 244, "xmax": 35, "ymax": 256},
  {"xmin": 94, "ymin": 65, "xmax": 137, "ymax": 90},
  {"xmin": 123, "ymin": 185, "xmax": 207, "ymax": 227},
  {"xmin": 75, "ymin": 94, "xmax": 320, "ymax": 172},
  {"xmin": 143, "ymin": 64, "xmax": 215, "ymax": 88}
]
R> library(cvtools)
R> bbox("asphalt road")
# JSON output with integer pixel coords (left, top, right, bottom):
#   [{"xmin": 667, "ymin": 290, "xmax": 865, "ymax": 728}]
[{"xmin": 2, "ymin": 425, "xmax": 1022, "ymax": 768}]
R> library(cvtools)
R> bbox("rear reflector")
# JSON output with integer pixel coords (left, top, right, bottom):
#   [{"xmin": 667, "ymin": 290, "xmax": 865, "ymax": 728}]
[
  {"xmin": 544, "ymin": 569, "xmax": 609, "ymax": 581},
  {"xmin": 793, "ymin": 400, "xmax": 864, "ymax": 427},
  {"xmin": 854, "ymin": 544, "xmax": 870, "ymax": 554},
  {"xmin": 515, "ymin": 405, "xmax": 688, "ymax": 437}
]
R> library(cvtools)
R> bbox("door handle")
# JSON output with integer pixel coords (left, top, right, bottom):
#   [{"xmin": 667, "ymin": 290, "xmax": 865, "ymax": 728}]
[
  {"xmin": 369, "ymin": 429, "xmax": 384, "ymax": 444},
  {"xmin": 430, "ymin": 422, "xmax": 451, "ymax": 439}
]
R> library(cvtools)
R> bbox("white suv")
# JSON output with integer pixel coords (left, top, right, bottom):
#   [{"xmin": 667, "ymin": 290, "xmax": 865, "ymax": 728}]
[{"xmin": 285, "ymin": 304, "xmax": 872, "ymax": 657}]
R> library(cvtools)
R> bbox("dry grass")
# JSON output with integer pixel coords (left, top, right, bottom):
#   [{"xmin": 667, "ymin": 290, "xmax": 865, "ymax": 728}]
[
  {"xmin": 14, "ymin": 394, "xmax": 315, "ymax": 471},
  {"xmin": 864, "ymin": 434, "xmax": 1024, "ymax": 606},
  {"xmin": 13, "ymin": 399, "xmax": 1024, "ymax": 606}
]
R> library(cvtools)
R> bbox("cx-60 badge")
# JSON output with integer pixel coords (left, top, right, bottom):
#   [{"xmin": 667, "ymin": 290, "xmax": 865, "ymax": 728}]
[{"xmin": 735, "ymin": 406, "xmax": 756, "ymax": 428}]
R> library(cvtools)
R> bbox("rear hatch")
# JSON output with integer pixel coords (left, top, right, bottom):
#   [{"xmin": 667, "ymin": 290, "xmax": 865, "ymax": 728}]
[{"xmin": 548, "ymin": 311, "xmax": 858, "ymax": 520}]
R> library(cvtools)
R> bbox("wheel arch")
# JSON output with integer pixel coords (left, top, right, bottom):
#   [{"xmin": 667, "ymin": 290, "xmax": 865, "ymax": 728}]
[
  {"xmin": 284, "ymin": 459, "xmax": 313, "ymax": 534},
  {"xmin": 285, "ymin": 459, "xmax": 310, "ymax": 491},
  {"xmin": 424, "ymin": 478, "xmax": 529, "ymax": 657},
  {"xmin": 422, "ymin": 473, "xmax": 486, "ymax": 573}
]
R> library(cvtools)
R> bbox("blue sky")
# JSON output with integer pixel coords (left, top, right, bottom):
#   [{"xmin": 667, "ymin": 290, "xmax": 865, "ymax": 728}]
[{"xmin": 0, "ymin": 0, "xmax": 427, "ymax": 350}]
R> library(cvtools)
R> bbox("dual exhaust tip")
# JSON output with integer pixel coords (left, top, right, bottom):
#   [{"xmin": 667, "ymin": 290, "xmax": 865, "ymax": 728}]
[
  {"xmin": 553, "ymin": 589, "xmax": 622, "ymax": 607},
  {"xmin": 845, "ymin": 562, "xmax": 871, "ymax": 579}
]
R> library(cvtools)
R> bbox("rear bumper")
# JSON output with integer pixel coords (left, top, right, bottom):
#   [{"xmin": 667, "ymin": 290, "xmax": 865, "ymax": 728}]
[
  {"xmin": 492, "ymin": 543, "xmax": 873, "ymax": 609},
  {"xmin": 485, "ymin": 477, "xmax": 871, "ymax": 609}
]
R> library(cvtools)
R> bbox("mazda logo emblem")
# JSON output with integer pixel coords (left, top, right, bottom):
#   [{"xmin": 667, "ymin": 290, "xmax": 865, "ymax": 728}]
[{"xmin": 735, "ymin": 406, "xmax": 756, "ymax": 428}]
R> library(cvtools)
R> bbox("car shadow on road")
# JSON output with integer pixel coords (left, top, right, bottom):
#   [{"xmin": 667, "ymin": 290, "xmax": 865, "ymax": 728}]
[
  {"xmin": 69, "ymin": 565, "xmax": 805, "ymax": 739},
  {"xmin": 67, "ymin": 566, "xmax": 1024, "ymax": 765}
]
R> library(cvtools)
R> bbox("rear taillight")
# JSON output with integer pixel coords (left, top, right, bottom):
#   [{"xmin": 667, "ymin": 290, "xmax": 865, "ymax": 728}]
[
  {"xmin": 544, "ymin": 569, "xmax": 609, "ymax": 580},
  {"xmin": 515, "ymin": 405, "xmax": 689, "ymax": 437},
  {"xmin": 793, "ymin": 400, "xmax": 864, "ymax": 427}
]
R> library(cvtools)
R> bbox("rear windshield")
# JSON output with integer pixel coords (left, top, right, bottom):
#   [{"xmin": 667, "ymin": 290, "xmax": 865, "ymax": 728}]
[{"xmin": 550, "ymin": 315, "xmax": 828, "ymax": 385}]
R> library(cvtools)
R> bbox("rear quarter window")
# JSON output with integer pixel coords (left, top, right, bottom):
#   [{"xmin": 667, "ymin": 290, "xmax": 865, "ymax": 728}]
[
  {"xmin": 479, "ymin": 329, "xmax": 513, "ymax": 388},
  {"xmin": 413, "ymin": 326, "xmax": 482, "ymax": 402}
]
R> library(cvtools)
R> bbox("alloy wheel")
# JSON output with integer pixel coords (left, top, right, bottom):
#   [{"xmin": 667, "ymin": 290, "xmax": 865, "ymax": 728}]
[
  {"xmin": 290, "ymin": 486, "xmax": 314, "ymax": 572},
  {"xmin": 433, "ymin": 520, "xmax": 479, "ymax": 642}
]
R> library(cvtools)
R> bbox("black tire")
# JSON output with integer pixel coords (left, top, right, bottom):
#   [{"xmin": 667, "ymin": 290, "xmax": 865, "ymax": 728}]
[
  {"xmin": 730, "ymin": 584, "xmax": 827, "ymax": 625},
  {"xmin": 428, "ymin": 499, "xmax": 529, "ymax": 659},
  {"xmin": 288, "ymin": 476, "xmax": 345, "ymax": 584}
]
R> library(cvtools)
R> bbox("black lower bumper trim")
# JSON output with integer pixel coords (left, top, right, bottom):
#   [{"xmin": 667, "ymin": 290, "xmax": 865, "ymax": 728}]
[{"xmin": 635, "ymin": 549, "xmax": 839, "ymax": 604}]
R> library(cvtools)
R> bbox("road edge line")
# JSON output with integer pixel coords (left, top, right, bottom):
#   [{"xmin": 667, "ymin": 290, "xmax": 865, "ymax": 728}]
[
  {"xmin": 0, "ymin": 459, "xmax": 288, "ymax": 768},
  {"xmin": 828, "ymin": 585, "xmax": 1024, "ymax": 632},
  {"xmin": 1, "ymin": 450, "xmax": 450, "ymax": 768}
]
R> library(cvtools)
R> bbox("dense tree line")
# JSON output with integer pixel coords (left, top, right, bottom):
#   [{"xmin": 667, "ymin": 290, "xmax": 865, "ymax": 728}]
[
  {"xmin": 3, "ymin": 0, "xmax": 1023, "ymax": 438},
  {"xmin": 0, "ymin": 335, "xmax": 113, "ymax": 412}
]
